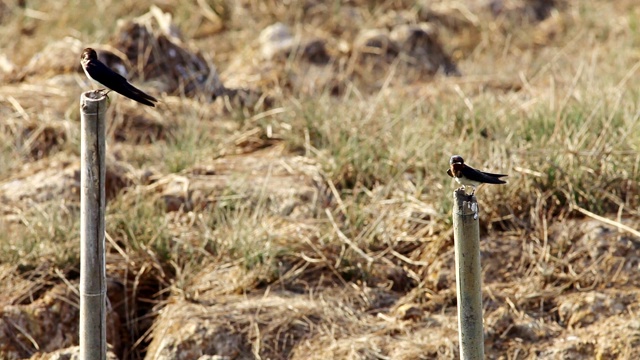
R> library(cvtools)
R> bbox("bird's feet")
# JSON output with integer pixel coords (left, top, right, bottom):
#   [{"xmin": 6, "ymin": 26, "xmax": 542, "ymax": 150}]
[{"xmin": 458, "ymin": 186, "xmax": 476, "ymax": 198}]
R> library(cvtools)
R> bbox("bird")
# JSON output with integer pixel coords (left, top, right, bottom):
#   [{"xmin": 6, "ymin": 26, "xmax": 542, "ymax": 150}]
[
  {"xmin": 447, "ymin": 155, "xmax": 507, "ymax": 195},
  {"xmin": 80, "ymin": 48, "xmax": 158, "ymax": 107}
]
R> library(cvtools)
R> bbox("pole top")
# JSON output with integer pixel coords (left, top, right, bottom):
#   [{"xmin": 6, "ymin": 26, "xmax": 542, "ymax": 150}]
[
  {"xmin": 81, "ymin": 91, "xmax": 108, "ymax": 113},
  {"xmin": 81, "ymin": 90, "xmax": 107, "ymax": 102},
  {"xmin": 453, "ymin": 188, "xmax": 478, "ymax": 218}
]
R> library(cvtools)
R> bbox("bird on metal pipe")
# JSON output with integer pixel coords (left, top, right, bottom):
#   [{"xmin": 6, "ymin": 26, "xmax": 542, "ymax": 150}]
[
  {"xmin": 80, "ymin": 48, "xmax": 158, "ymax": 107},
  {"xmin": 447, "ymin": 155, "xmax": 507, "ymax": 195}
]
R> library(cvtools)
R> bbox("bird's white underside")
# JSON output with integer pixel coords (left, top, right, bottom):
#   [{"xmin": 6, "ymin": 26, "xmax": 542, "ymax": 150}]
[
  {"xmin": 453, "ymin": 176, "xmax": 481, "ymax": 188},
  {"xmin": 81, "ymin": 60, "xmax": 107, "ymax": 89},
  {"xmin": 453, "ymin": 176, "xmax": 481, "ymax": 195}
]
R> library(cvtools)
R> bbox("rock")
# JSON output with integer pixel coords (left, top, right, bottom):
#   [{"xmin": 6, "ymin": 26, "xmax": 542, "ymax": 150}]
[
  {"xmin": 110, "ymin": 6, "xmax": 225, "ymax": 98},
  {"xmin": 0, "ymin": 53, "xmax": 15, "ymax": 74},
  {"xmin": 153, "ymin": 152, "xmax": 326, "ymax": 219},
  {"xmin": 354, "ymin": 29, "xmax": 398, "ymax": 57},
  {"xmin": 389, "ymin": 23, "xmax": 439, "ymax": 52},
  {"xmin": 21, "ymin": 37, "xmax": 83, "ymax": 79},
  {"xmin": 0, "ymin": 155, "xmax": 139, "ymax": 212},
  {"xmin": 259, "ymin": 23, "xmax": 329, "ymax": 64},
  {"xmin": 390, "ymin": 23, "xmax": 460, "ymax": 76},
  {"xmin": 300, "ymin": 38, "xmax": 330, "ymax": 64},
  {"xmin": 0, "ymin": 157, "xmax": 79, "ymax": 205},
  {"xmin": 260, "ymin": 22, "xmax": 295, "ymax": 60}
]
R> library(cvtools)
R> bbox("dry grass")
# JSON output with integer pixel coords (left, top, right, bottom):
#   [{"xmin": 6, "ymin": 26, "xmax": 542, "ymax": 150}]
[{"xmin": 1, "ymin": 0, "xmax": 640, "ymax": 359}]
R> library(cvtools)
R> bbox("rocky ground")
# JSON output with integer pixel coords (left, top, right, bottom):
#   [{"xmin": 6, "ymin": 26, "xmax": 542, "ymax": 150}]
[{"xmin": 1, "ymin": 0, "xmax": 640, "ymax": 359}]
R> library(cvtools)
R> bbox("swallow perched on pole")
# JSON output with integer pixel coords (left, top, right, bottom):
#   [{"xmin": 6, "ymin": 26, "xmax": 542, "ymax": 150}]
[
  {"xmin": 80, "ymin": 48, "xmax": 158, "ymax": 107},
  {"xmin": 447, "ymin": 155, "xmax": 507, "ymax": 195}
]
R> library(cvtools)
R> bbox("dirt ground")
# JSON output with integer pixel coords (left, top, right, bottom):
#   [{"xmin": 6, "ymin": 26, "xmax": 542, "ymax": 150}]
[{"xmin": 1, "ymin": 0, "xmax": 640, "ymax": 359}]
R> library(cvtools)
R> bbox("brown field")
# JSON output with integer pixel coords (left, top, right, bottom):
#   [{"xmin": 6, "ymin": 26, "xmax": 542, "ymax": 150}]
[{"xmin": 1, "ymin": 0, "xmax": 640, "ymax": 359}]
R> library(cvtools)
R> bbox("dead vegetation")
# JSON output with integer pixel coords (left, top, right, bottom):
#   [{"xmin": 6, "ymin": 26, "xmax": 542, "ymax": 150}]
[{"xmin": 0, "ymin": 0, "xmax": 640, "ymax": 359}]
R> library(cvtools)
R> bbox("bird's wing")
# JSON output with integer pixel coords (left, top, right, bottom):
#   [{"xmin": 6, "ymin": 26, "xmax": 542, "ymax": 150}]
[
  {"xmin": 88, "ymin": 60, "xmax": 157, "ymax": 106},
  {"xmin": 124, "ymin": 82, "xmax": 158, "ymax": 102},
  {"xmin": 109, "ymin": 78, "xmax": 156, "ymax": 106},
  {"xmin": 480, "ymin": 171, "xmax": 508, "ymax": 178},
  {"xmin": 87, "ymin": 59, "xmax": 128, "ymax": 87},
  {"xmin": 463, "ymin": 166, "xmax": 507, "ymax": 184}
]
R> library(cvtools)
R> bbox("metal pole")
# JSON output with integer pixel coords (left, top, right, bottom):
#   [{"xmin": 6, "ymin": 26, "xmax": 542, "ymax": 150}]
[
  {"xmin": 79, "ymin": 91, "xmax": 107, "ymax": 360},
  {"xmin": 453, "ymin": 189, "xmax": 484, "ymax": 359}
]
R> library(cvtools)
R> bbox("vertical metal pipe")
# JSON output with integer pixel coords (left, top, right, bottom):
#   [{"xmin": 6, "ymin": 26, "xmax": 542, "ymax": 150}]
[
  {"xmin": 453, "ymin": 189, "xmax": 484, "ymax": 359},
  {"xmin": 79, "ymin": 92, "xmax": 107, "ymax": 360}
]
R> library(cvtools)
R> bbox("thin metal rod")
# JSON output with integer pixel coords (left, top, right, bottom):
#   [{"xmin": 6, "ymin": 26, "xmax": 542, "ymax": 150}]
[
  {"xmin": 453, "ymin": 189, "xmax": 484, "ymax": 359},
  {"xmin": 79, "ymin": 91, "xmax": 107, "ymax": 360}
]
